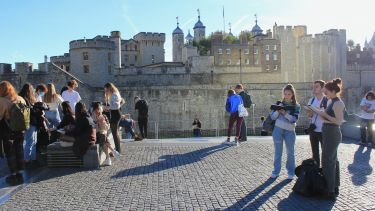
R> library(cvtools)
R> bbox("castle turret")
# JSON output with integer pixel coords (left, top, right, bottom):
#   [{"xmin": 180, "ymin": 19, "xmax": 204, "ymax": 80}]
[
  {"xmin": 193, "ymin": 9, "xmax": 206, "ymax": 42},
  {"xmin": 250, "ymin": 14, "xmax": 263, "ymax": 37},
  {"xmin": 173, "ymin": 17, "xmax": 184, "ymax": 62},
  {"xmin": 110, "ymin": 31, "xmax": 122, "ymax": 68},
  {"xmin": 185, "ymin": 30, "xmax": 194, "ymax": 46},
  {"xmin": 228, "ymin": 22, "xmax": 233, "ymax": 37}
]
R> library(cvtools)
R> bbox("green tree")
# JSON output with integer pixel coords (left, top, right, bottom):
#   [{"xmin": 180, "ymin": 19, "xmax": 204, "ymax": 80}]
[
  {"xmin": 347, "ymin": 39, "xmax": 354, "ymax": 51},
  {"xmin": 193, "ymin": 36, "xmax": 212, "ymax": 56},
  {"xmin": 223, "ymin": 35, "xmax": 239, "ymax": 44}
]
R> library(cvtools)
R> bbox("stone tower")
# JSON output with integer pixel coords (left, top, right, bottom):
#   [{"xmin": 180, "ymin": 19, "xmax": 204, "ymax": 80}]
[
  {"xmin": 110, "ymin": 31, "xmax": 122, "ymax": 69},
  {"xmin": 133, "ymin": 32, "xmax": 166, "ymax": 66},
  {"xmin": 172, "ymin": 17, "xmax": 184, "ymax": 62},
  {"xmin": 193, "ymin": 9, "xmax": 206, "ymax": 42}
]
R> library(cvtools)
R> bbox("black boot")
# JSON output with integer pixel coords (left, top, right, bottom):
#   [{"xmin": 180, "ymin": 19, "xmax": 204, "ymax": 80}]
[
  {"xmin": 15, "ymin": 173, "xmax": 24, "ymax": 183},
  {"xmin": 5, "ymin": 175, "xmax": 19, "ymax": 186}
]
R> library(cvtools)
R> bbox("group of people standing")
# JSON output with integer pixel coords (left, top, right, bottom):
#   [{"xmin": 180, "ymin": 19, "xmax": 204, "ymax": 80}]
[
  {"xmin": 225, "ymin": 84, "xmax": 253, "ymax": 146},
  {"xmin": 224, "ymin": 78, "xmax": 347, "ymax": 200},
  {"xmin": 0, "ymin": 79, "xmax": 150, "ymax": 185}
]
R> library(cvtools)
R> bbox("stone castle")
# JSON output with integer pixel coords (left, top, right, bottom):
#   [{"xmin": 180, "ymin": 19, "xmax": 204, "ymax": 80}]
[{"xmin": 1, "ymin": 11, "xmax": 372, "ymax": 135}]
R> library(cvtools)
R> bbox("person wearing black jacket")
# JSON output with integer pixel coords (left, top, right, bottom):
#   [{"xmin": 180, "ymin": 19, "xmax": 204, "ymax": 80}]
[
  {"xmin": 235, "ymin": 84, "xmax": 252, "ymax": 142},
  {"xmin": 134, "ymin": 96, "xmax": 149, "ymax": 139},
  {"xmin": 59, "ymin": 102, "xmax": 96, "ymax": 157},
  {"xmin": 49, "ymin": 101, "xmax": 75, "ymax": 142},
  {"xmin": 192, "ymin": 118, "xmax": 202, "ymax": 137}
]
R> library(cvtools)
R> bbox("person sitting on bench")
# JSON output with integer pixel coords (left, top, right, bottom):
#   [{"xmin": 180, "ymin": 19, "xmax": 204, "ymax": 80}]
[
  {"xmin": 49, "ymin": 101, "xmax": 75, "ymax": 142},
  {"xmin": 59, "ymin": 102, "xmax": 96, "ymax": 157}
]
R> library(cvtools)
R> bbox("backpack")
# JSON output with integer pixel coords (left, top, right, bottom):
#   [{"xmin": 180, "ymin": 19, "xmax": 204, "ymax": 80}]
[
  {"xmin": 293, "ymin": 159, "xmax": 327, "ymax": 197},
  {"xmin": 242, "ymin": 92, "xmax": 252, "ymax": 108},
  {"xmin": 9, "ymin": 101, "xmax": 30, "ymax": 132},
  {"xmin": 262, "ymin": 114, "xmax": 275, "ymax": 132}
]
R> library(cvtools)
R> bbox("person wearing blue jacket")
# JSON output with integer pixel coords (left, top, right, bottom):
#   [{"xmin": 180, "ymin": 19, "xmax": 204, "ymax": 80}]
[
  {"xmin": 225, "ymin": 89, "xmax": 244, "ymax": 146},
  {"xmin": 269, "ymin": 84, "xmax": 301, "ymax": 180}
]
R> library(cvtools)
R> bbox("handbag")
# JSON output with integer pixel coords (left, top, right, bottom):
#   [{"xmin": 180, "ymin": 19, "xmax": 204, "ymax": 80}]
[
  {"xmin": 238, "ymin": 104, "xmax": 249, "ymax": 117},
  {"xmin": 263, "ymin": 114, "xmax": 275, "ymax": 132}
]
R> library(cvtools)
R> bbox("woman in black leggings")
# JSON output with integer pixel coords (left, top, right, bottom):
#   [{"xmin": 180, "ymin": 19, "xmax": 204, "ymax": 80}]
[{"xmin": 104, "ymin": 83, "xmax": 123, "ymax": 153}]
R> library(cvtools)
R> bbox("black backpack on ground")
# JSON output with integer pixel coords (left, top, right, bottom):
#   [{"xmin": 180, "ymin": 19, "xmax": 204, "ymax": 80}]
[{"xmin": 293, "ymin": 159, "xmax": 327, "ymax": 197}]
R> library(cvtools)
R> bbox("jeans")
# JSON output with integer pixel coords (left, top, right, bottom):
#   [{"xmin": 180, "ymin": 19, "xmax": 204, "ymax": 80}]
[
  {"xmin": 309, "ymin": 131, "xmax": 323, "ymax": 167},
  {"xmin": 24, "ymin": 125, "xmax": 38, "ymax": 161},
  {"xmin": 138, "ymin": 118, "xmax": 148, "ymax": 138},
  {"xmin": 360, "ymin": 118, "xmax": 374, "ymax": 144},
  {"xmin": 227, "ymin": 112, "xmax": 244, "ymax": 138},
  {"xmin": 239, "ymin": 119, "xmax": 247, "ymax": 141},
  {"xmin": 45, "ymin": 110, "xmax": 61, "ymax": 128},
  {"xmin": 272, "ymin": 126, "xmax": 296, "ymax": 176},
  {"xmin": 193, "ymin": 129, "xmax": 202, "ymax": 137}
]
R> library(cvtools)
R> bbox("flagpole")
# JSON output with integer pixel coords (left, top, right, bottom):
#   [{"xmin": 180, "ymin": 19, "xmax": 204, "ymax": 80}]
[{"xmin": 223, "ymin": 6, "xmax": 225, "ymax": 36}]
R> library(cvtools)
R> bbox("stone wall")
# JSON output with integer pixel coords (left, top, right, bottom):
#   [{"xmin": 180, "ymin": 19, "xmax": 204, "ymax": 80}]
[{"xmin": 2, "ymin": 60, "xmax": 366, "ymax": 135}]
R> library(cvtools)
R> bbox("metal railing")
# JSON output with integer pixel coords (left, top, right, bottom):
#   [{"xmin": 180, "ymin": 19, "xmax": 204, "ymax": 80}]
[{"xmin": 122, "ymin": 106, "xmax": 311, "ymax": 139}]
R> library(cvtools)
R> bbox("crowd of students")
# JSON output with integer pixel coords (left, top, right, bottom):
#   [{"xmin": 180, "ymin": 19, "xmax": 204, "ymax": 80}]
[
  {"xmin": 223, "ymin": 78, "xmax": 373, "ymax": 200},
  {"xmin": 0, "ymin": 77, "xmax": 373, "ymax": 200},
  {"xmin": 0, "ymin": 79, "xmax": 150, "ymax": 186}
]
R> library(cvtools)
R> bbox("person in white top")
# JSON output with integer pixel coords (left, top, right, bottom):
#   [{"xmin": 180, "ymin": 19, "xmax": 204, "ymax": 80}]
[
  {"xmin": 43, "ymin": 83, "xmax": 64, "ymax": 128},
  {"xmin": 62, "ymin": 80, "xmax": 81, "ymax": 113},
  {"xmin": 306, "ymin": 80, "xmax": 328, "ymax": 167},
  {"xmin": 359, "ymin": 91, "xmax": 375, "ymax": 147},
  {"xmin": 104, "ymin": 82, "xmax": 123, "ymax": 154}
]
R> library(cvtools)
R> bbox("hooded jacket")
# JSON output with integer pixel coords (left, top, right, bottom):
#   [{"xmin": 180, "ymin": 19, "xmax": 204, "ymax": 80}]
[{"xmin": 225, "ymin": 94, "xmax": 243, "ymax": 114}]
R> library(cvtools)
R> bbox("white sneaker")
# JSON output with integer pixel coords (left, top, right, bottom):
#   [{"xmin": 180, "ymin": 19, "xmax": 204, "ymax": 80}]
[
  {"xmin": 223, "ymin": 138, "xmax": 231, "ymax": 145},
  {"xmin": 270, "ymin": 173, "xmax": 278, "ymax": 179},
  {"xmin": 113, "ymin": 150, "xmax": 121, "ymax": 158},
  {"xmin": 104, "ymin": 158, "xmax": 112, "ymax": 166},
  {"xmin": 287, "ymin": 175, "xmax": 295, "ymax": 180}
]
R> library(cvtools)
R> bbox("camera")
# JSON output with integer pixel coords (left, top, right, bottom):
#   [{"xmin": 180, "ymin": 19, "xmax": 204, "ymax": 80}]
[{"xmin": 304, "ymin": 123, "xmax": 317, "ymax": 134}]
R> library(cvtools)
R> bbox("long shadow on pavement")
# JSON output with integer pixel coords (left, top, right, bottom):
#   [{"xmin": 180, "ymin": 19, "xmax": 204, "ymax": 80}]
[
  {"xmin": 111, "ymin": 144, "xmax": 230, "ymax": 179},
  {"xmin": 224, "ymin": 179, "xmax": 291, "ymax": 210},
  {"xmin": 348, "ymin": 145, "xmax": 372, "ymax": 186},
  {"xmin": 277, "ymin": 192, "xmax": 335, "ymax": 211}
]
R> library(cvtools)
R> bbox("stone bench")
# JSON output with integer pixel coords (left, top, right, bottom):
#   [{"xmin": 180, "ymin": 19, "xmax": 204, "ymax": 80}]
[{"xmin": 47, "ymin": 134, "xmax": 116, "ymax": 169}]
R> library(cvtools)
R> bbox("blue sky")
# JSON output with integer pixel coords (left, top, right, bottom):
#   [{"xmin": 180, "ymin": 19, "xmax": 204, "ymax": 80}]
[{"xmin": 1, "ymin": 0, "xmax": 374, "ymax": 66}]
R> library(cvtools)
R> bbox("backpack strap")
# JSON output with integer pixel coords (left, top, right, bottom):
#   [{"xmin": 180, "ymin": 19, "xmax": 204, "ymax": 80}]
[{"xmin": 308, "ymin": 97, "xmax": 315, "ymax": 106}]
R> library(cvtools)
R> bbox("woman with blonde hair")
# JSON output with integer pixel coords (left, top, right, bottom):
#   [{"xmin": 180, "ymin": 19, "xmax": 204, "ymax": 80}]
[
  {"xmin": 0, "ymin": 81, "xmax": 27, "ymax": 185},
  {"xmin": 104, "ymin": 82, "xmax": 123, "ymax": 153},
  {"xmin": 43, "ymin": 83, "xmax": 63, "ymax": 128}
]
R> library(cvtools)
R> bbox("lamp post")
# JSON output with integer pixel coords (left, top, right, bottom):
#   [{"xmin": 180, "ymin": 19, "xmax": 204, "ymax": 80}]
[{"xmin": 239, "ymin": 48, "xmax": 242, "ymax": 83}]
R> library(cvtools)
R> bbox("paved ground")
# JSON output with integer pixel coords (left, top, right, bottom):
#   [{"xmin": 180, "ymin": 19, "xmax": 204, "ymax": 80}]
[{"xmin": 0, "ymin": 136, "xmax": 374, "ymax": 210}]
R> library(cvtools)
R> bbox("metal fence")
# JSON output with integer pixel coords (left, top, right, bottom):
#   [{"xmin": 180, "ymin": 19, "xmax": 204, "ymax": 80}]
[{"xmin": 122, "ymin": 107, "xmax": 311, "ymax": 139}]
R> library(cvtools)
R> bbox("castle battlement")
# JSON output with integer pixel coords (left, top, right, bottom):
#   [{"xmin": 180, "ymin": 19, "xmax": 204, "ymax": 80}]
[
  {"xmin": 50, "ymin": 55, "xmax": 70, "ymax": 63},
  {"xmin": 69, "ymin": 38, "xmax": 115, "ymax": 50},
  {"xmin": 133, "ymin": 32, "xmax": 166, "ymax": 42}
]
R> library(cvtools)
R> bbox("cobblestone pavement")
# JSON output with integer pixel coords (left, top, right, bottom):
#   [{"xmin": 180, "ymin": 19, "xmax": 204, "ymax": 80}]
[{"xmin": 0, "ymin": 136, "xmax": 374, "ymax": 210}]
